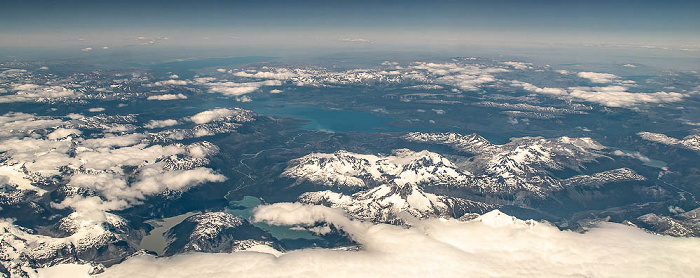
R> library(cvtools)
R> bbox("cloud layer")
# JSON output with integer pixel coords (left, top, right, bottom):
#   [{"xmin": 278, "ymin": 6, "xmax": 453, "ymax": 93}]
[{"xmin": 54, "ymin": 203, "xmax": 700, "ymax": 278}]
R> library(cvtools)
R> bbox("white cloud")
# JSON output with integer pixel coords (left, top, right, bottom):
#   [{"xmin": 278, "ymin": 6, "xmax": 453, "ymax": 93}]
[
  {"xmin": 612, "ymin": 150, "xmax": 651, "ymax": 163},
  {"xmin": 568, "ymin": 86, "xmax": 684, "ymax": 107},
  {"xmin": 409, "ymin": 62, "xmax": 508, "ymax": 91},
  {"xmin": 154, "ymin": 80, "xmax": 189, "ymax": 86},
  {"xmin": 511, "ymin": 80, "xmax": 567, "ymax": 95},
  {"xmin": 131, "ymin": 167, "xmax": 227, "ymax": 195},
  {"xmin": 0, "ymin": 112, "xmax": 65, "ymax": 137},
  {"xmin": 0, "ymin": 137, "xmax": 75, "ymax": 176},
  {"xmin": 207, "ymin": 80, "xmax": 282, "ymax": 96},
  {"xmin": 67, "ymin": 113, "xmax": 85, "ymax": 119},
  {"xmin": 510, "ymin": 81, "xmax": 685, "ymax": 108},
  {"xmin": 76, "ymin": 144, "xmax": 180, "ymax": 170},
  {"xmin": 81, "ymin": 133, "xmax": 146, "ymax": 149},
  {"xmin": 340, "ymin": 38, "xmax": 372, "ymax": 43},
  {"xmin": 190, "ymin": 108, "xmax": 247, "ymax": 124},
  {"xmin": 135, "ymin": 36, "xmax": 169, "ymax": 45},
  {"xmin": 503, "ymin": 61, "xmax": 532, "ymax": 70},
  {"xmin": 81, "ymin": 47, "xmax": 93, "ymax": 52},
  {"xmin": 0, "ymin": 84, "xmax": 82, "ymax": 103},
  {"xmin": 0, "ymin": 165, "xmax": 47, "ymax": 193},
  {"xmin": 35, "ymin": 263, "xmax": 94, "ymax": 278},
  {"xmin": 270, "ymin": 89, "xmax": 283, "ymax": 94},
  {"xmin": 144, "ymin": 119, "xmax": 179, "ymax": 129},
  {"xmin": 88, "ymin": 107, "xmax": 105, "ymax": 112},
  {"xmin": 147, "ymin": 93, "xmax": 188, "ymax": 100},
  {"xmin": 235, "ymin": 96, "xmax": 252, "ymax": 102},
  {"xmin": 578, "ymin": 71, "xmax": 619, "ymax": 83},
  {"xmin": 622, "ymin": 64, "xmax": 637, "ymax": 68},
  {"xmin": 47, "ymin": 128, "xmax": 82, "ymax": 140},
  {"xmin": 209, "ymin": 85, "xmax": 259, "ymax": 96},
  {"xmin": 234, "ymin": 68, "xmax": 298, "ymax": 80},
  {"xmin": 81, "ymin": 203, "xmax": 700, "ymax": 278},
  {"xmin": 194, "ymin": 76, "xmax": 282, "ymax": 97},
  {"xmin": 0, "ymin": 113, "xmax": 230, "ymax": 273}
]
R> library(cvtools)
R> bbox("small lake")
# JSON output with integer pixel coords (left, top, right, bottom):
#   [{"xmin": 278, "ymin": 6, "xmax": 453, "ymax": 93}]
[
  {"xmin": 615, "ymin": 149, "xmax": 668, "ymax": 169},
  {"xmin": 139, "ymin": 211, "xmax": 200, "ymax": 256}
]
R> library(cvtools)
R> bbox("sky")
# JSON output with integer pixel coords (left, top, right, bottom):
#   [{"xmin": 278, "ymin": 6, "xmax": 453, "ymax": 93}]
[{"xmin": 1, "ymin": 0, "xmax": 699, "ymax": 49}]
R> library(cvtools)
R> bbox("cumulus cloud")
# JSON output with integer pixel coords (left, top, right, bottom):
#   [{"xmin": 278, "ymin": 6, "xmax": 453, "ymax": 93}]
[
  {"xmin": 503, "ymin": 61, "xmax": 532, "ymax": 70},
  {"xmin": 409, "ymin": 62, "xmax": 508, "ymax": 91},
  {"xmin": 190, "ymin": 108, "xmax": 247, "ymax": 124},
  {"xmin": 81, "ymin": 47, "xmax": 93, "ymax": 52},
  {"xmin": 234, "ymin": 68, "xmax": 298, "ymax": 80},
  {"xmin": 510, "ymin": 81, "xmax": 685, "ymax": 108},
  {"xmin": 88, "ymin": 107, "xmax": 105, "ymax": 112},
  {"xmin": 0, "ymin": 112, "xmax": 230, "ymax": 272},
  {"xmin": 154, "ymin": 80, "xmax": 189, "ymax": 86},
  {"xmin": 132, "ymin": 167, "xmax": 227, "ymax": 195},
  {"xmin": 208, "ymin": 80, "xmax": 281, "ymax": 96},
  {"xmin": 0, "ymin": 112, "xmax": 65, "ymax": 137},
  {"xmin": 511, "ymin": 80, "xmax": 567, "ymax": 95},
  {"xmin": 578, "ymin": 71, "xmax": 619, "ymax": 83},
  {"xmin": 147, "ymin": 93, "xmax": 188, "ymax": 100},
  {"xmin": 0, "ymin": 137, "xmax": 75, "ymax": 176},
  {"xmin": 209, "ymin": 85, "xmax": 259, "ymax": 96},
  {"xmin": 568, "ymin": 86, "xmax": 684, "ymax": 107},
  {"xmin": 0, "ymin": 84, "xmax": 82, "ymax": 103},
  {"xmin": 67, "ymin": 113, "xmax": 85, "ymax": 119},
  {"xmin": 144, "ymin": 119, "xmax": 179, "ymax": 129},
  {"xmin": 193, "ymin": 75, "xmax": 282, "ymax": 97},
  {"xmin": 68, "ymin": 203, "xmax": 700, "ymax": 278}
]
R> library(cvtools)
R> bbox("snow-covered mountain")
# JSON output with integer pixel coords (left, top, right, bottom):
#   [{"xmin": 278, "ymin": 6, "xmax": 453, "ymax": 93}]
[
  {"xmin": 560, "ymin": 168, "xmax": 646, "ymax": 188},
  {"xmin": 283, "ymin": 149, "xmax": 470, "ymax": 189},
  {"xmin": 299, "ymin": 182, "xmax": 495, "ymax": 225},
  {"xmin": 163, "ymin": 212, "xmax": 281, "ymax": 256},
  {"xmin": 635, "ymin": 207, "xmax": 700, "ymax": 237},
  {"xmin": 638, "ymin": 132, "xmax": 700, "ymax": 153},
  {"xmin": 0, "ymin": 212, "xmax": 135, "ymax": 278},
  {"xmin": 285, "ymin": 132, "xmax": 626, "ymax": 198},
  {"xmin": 403, "ymin": 132, "xmax": 609, "ymax": 196},
  {"xmin": 0, "ymin": 110, "xmax": 245, "ymax": 277}
]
